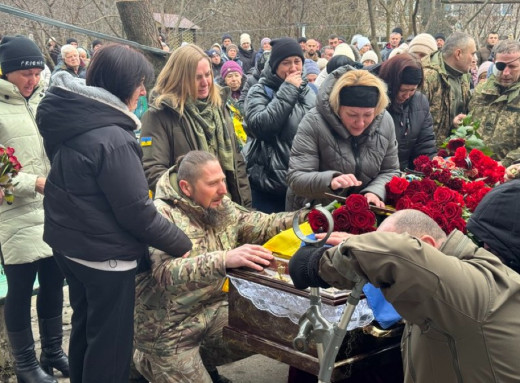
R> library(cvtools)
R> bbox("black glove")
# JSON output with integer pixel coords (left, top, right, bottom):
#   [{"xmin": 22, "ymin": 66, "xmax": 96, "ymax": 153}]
[{"xmin": 289, "ymin": 246, "xmax": 331, "ymax": 290}]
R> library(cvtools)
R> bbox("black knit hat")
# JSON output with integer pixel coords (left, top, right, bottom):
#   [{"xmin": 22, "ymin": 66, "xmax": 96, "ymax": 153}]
[
  {"xmin": 392, "ymin": 27, "xmax": 403, "ymax": 35},
  {"xmin": 0, "ymin": 35, "xmax": 45, "ymax": 76},
  {"xmin": 269, "ymin": 38, "xmax": 304, "ymax": 74},
  {"xmin": 434, "ymin": 33, "xmax": 446, "ymax": 41},
  {"xmin": 66, "ymin": 37, "xmax": 78, "ymax": 45}
]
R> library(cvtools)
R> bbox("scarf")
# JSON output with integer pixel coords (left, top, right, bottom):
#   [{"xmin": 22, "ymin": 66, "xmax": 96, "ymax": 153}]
[{"xmin": 183, "ymin": 98, "xmax": 235, "ymax": 171}]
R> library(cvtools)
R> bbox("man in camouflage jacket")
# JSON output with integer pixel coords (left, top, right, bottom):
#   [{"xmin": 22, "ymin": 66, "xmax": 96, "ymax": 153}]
[
  {"xmin": 133, "ymin": 151, "xmax": 306, "ymax": 383},
  {"xmin": 421, "ymin": 32, "xmax": 475, "ymax": 146},
  {"xmin": 468, "ymin": 40, "xmax": 520, "ymax": 167}
]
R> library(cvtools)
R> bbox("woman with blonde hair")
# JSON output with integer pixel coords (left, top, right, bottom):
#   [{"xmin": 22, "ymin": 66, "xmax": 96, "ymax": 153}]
[
  {"xmin": 287, "ymin": 68, "xmax": 400, "ymax": 210},
  {"xmin": 140, "ymin": 44, "xmax": 251, "ymax": 207}
]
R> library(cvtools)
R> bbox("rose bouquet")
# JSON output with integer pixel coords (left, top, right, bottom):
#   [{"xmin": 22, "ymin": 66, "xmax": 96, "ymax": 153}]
[
  {"xmin": 308, "ymin": 194, "xmax": 377, "ymax": 234},
  {"xmin": 385, "ymin": 150, "xmax": 505, "ymax": 234},
  {"xmin": 0, "ymin": 145, "xmax": 22, "ymax": 204}
]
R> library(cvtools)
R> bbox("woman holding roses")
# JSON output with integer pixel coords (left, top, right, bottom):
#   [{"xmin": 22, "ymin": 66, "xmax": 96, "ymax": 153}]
[{"xmin": 287, "ymin": 68, "xmax": 400, "ymax": 210}]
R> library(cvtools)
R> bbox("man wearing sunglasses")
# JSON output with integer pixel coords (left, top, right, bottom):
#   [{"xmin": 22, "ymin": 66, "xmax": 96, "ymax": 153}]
[{"xmin": 468, "ymin": 40, "xmax": 520, "ymax": 168}]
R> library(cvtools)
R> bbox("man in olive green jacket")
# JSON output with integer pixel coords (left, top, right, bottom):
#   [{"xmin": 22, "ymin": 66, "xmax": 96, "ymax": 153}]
[
  {"xmin": 290, "ymin": 209, "xmax": 520, "ymax": 383},
  {"xmin": 468, "ymin": 40, "xmax": 520, "ymax": 167},
  {"xmin": 134, "ymin": 151, "xmax": 306, "ymax": 383},
  {"xmin": 421, "ymin": 32, "xmax": 475, "ymax": 146}
]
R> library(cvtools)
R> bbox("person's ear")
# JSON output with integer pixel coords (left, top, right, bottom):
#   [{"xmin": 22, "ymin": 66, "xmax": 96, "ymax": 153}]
[
  {"xmin": 420, "ymin": 234, "xmax": 437, "ymax": 248},
  {"xmin": 179, "ymin": 180, "xmax": 192, "ymax": 197}
]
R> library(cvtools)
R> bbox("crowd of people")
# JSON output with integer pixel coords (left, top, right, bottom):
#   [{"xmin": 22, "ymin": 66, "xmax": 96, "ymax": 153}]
[{"xmin": 0, "ymin": 26, "xmax": 519, "ymax": 383}]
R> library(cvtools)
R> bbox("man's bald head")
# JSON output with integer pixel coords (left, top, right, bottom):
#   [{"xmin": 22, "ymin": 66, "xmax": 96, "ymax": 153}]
[{"xmin": 378, "ymin": 209, "xmax": 447, "ymax": 247}]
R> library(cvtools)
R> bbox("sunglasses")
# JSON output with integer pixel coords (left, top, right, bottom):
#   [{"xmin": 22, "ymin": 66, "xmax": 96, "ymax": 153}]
[{"xmin": 495, "ymin": 56, "xmax": 520, "ymax": 71}]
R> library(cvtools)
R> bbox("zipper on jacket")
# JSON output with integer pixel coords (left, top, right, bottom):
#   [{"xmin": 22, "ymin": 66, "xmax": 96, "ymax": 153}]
[{"xmin": 351, "ymin": 137, "xmax": 361, "ymax": 179}]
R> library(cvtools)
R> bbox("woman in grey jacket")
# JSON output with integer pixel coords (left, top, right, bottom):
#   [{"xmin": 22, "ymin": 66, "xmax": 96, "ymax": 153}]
[{"xmin": 287, "ymin": 67, "xmax": 400, "ymax": 211}]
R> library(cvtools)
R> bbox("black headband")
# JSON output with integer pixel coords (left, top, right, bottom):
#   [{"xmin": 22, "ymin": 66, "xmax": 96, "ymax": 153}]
[
  {"xmin": 400, "ymin": 66, "xmax": 423, "ymax": 85},
  {"xmin": 339, "ymin": 85, "xmax": 379, "ymax": 107}
]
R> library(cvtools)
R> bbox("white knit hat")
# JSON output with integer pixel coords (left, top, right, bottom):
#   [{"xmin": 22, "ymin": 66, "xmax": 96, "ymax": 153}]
[
  {"xmin": 333, "ymin": 43, "xmax": 355, "ymax": 61},
  {"xmin": 240, "ymin": 33, "xmax": 251, "ymax": 45},
  {"xmin": 408, "ymin": 33, "xmax": 437, "ymax": 57},
  {"xmin": 361, "ymin": 50, "xmax": 379, "ymax": 65}
]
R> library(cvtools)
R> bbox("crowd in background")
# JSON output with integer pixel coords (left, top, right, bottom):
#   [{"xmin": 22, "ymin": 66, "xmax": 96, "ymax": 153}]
[{"xmin": 1, "ymin": 25, "xmax": 520, "ymax": 383}]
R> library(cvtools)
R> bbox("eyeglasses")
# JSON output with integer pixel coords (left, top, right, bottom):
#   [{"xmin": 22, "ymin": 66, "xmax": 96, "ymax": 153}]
[{"xmin": 495, "ymin": 56, "xmax": 520, "ymax": 71}]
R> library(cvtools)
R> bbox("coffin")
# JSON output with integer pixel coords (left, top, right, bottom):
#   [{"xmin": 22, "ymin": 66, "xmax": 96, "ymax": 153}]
[{"xmin": 224, "ymin": 258, "xmax": 404, "ymax": 382}]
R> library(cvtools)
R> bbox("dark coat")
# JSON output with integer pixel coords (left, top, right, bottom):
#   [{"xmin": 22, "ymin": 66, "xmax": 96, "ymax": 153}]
[
  {"xmin": 286, "ymin": 65, "xmax": 400, "ymax": 210},
  {"xmin": 244, "ymin": 63, "xmax": 316, "ymax": 196},
  {"xmin": 238, "ymin": 46, "xmax": 256, "ymax": 74},
  {"xmin": 140, "ymin": 87, "xmax": 252, "ymax": 208},
  {"xmin": 36, "ymin": 72, "xmax": 192, "ymax": 263},
  {"xmin": 388, "ymin": 92, "xmax": 437, "ymax": 170}
]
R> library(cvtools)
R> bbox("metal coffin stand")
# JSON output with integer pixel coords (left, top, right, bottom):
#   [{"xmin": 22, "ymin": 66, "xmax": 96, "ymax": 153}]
[{"xmin": 224, "ymin": 260, "xmax": 404, "ymax": 383}]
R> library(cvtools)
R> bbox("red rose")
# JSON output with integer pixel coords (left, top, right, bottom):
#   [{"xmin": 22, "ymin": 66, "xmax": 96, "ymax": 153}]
[
  {"xmin": 395, "ymin": 196, "xmax": 413, "ymax": 210},
  {"xmin": 344, "ymin": 194, "xmax": 369, "ymax": 213},
  {"xmin": 403, "ymin": 180, "xmax": 423, "ymax": 196},
  {"xmin": 332, "ymin": 206, "xmax": 351, "ymax": 232},
  {"xmin": 433, "ymin": 186, "xmax": 456, "ymax": 204},
  {"xmin": 447, "ymin": 138, "xmax": 465, "ymax": 154},
  {"xmin": 386, "ymin": 176, "xmax": 409, "ymax": 195},
  {"xmin": 437, "ymin": 149, "xmax": 449, "ymax": 158},
  {"xmin": 443, "ymin": 202, "xmax": 462, "ymax": 220},
  {"xmin": 308, "ymin": 209, "xmax": 329, "ymax": 232},
  {"xmin": 420, "ymin": 178, "xmax": 437, "ymax": 196},
  {"xmin": 410, "ymin": 192, "xmax": 429, "ymax": 205},
  {"xmin": 350, "ymin": 210, "xmax": 376, "ymax": 230},
  {"xmin": 448, "ymin": 218, "xmax": 467, "ymax": 234}
]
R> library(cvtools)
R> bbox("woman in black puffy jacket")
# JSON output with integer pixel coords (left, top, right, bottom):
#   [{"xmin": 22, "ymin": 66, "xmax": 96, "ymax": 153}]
[
  {"xmin": 378, "ymin": 53, "xmax": 437, "ymax": 170},
  {"xmin": 244, "ymin": 38, "xmax": 315, "ymax": 213}
]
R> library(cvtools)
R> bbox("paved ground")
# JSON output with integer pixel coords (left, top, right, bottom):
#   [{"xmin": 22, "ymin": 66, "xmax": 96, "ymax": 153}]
[{"xmin": 22, "ymin": 287, "xmax": 290, "ymax": 383}]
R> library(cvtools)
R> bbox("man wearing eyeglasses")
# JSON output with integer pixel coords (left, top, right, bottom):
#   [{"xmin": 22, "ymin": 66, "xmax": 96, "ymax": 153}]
[{"xmin": 468, "ymin": 40, "xmax": 520, "ymax": 168}]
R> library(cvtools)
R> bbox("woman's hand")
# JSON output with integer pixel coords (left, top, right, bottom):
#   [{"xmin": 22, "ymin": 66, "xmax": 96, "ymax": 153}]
[
  {"xmin": 315, "ymin": 232, "xmax": 355, "ymax": 246},
  {"xmin": 0, "ymin": 187, "xmax": 4, "ymax": 205},
  {"xmin": 364, "ymin": 192, "xmax": 384, "ymax": 208},
  {"xmin": 330, "ymin": 174, "xmax": 362, "ymax": 190}
]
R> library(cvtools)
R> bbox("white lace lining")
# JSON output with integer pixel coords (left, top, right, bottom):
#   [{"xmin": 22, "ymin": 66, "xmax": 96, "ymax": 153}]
[{"xmin": 228, "ymin": 276, "xmax": 374, "ymax": 329}]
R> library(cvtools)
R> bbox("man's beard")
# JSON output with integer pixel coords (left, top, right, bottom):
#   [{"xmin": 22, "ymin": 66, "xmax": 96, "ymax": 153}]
[{"xmin": 200, "ymin": 204, "xmax": 227, "ymax": 227}]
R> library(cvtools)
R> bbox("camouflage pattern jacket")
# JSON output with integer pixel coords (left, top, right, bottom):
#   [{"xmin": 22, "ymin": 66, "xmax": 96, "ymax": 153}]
[
  {"xmin": 134, "ymin": 167, "xmax": 304, "ymax": 355},
  {"xmin": 469, "ymin": 76, "xmax": 520, "ymax": 167},
  {"xmin": 421, "ymin": 51, "xmax": 472, "ymax": 146}
]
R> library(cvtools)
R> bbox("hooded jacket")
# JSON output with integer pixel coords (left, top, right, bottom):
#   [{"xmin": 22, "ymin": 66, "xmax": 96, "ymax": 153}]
[
  {"xmin": 0, "ymin": 79, "xmax": 51, "ymax": 265},
  {"xmin": 286, "ymin": 65, "xmax": 400, "ymax": 210},
  {"xmin": 238, "ymin": 45, "xmax": 256, "ymax": 74},
  {"xmin": 467, "ymin": 179, "xmax": 520, "ymax": 272},
  {"xmin": 244, "ymin": 62, "xmax": 316, "ymax": 196},
  {"xmin": 140, "ymin": 87, "xmax": 251, "ymax": 208},
  {"xmin": 36, "ymin": 72, "xmax": 191, "ymax": 262},
  {"xmin": 318, "ymin": 230, "xmax": 520, "ymax": 383},
  {"xmin": 388, "ymin": 92, "xmax": 437, "ymax": 170},
  {"xmin": 134, "ymin": 166, "xmax": 304, "ymax": 354}
]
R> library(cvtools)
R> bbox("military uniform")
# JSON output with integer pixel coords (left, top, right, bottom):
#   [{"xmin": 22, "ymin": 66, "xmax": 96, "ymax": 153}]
[
  {"xmin": 469, "ymin": 75, "xmax": 520, "ymax": 167},
  {"xmin": 421, "ymin": 51, "xmax": 472, "ymax": 146},
  {"xmin": 134, "ymin": 167, "xmax": 305, "ymax": 383}
]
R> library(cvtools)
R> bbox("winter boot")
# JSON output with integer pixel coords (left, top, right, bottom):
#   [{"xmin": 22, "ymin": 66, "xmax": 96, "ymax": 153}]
[
  {"xmin": 7, "ymin": 328, "xmax": 58, "ymax": 383},
  {"xmin": 38, "ymin": 316, "xmax": 70, "ymax": 377}
]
